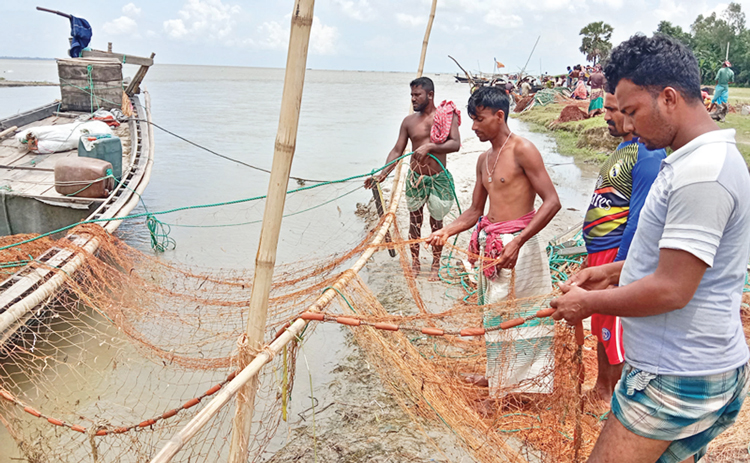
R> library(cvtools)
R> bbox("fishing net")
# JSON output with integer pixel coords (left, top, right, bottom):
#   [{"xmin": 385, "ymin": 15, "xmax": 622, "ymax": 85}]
[{"xmin": 0, "ymin": 164, "xmax": 748, "ymax": 463}]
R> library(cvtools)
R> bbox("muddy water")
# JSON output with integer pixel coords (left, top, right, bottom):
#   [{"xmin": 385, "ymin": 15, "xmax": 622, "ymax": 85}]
[{"xmin": 0, "ymin": 60, "xmax": 596, "ymax": 462}]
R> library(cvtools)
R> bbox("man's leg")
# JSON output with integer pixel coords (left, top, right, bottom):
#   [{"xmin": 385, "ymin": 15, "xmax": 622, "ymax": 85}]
[
  {"xmin": 588, "ymin": 414, "xmax": 696, "ymax": 462},
  {"xmin": 428, "ymin": 216, "xmax": 443, "ymax": 281},
  {"xmin": 409, "ymin": 208, "xmax": 424, "ymax": 277},
  {"xmin": 591, "ymin": 343, "xmax": 623, "ymax": 404},
  {"xmin": 588, "ymin": 414, "xmax": 672, "ymax": 463}
]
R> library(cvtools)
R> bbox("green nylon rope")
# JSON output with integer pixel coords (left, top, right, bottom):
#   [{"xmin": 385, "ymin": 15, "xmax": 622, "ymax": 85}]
[{"xmin": 0, "ymin": 153, "xmax": 413, "ymax": 254}]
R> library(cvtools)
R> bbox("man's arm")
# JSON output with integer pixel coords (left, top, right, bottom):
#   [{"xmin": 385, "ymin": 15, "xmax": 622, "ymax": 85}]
[
  {"xmin": 614, "ymin": 151, "xmax": 663, "ymax": 262},
  {"xmin": 425, "ymin": 156, "xmax": 487, "ymax": 246},
  {"xmin": 496, "ymin": 139, "xmax": 561, "ymax": 268},
  {"xmin": 365, "ymin": 117, "xmax": 410, "ymax": 188},
  {"xmin": 413, "ymin": 114, "xmax": 461, "ymax": 159},
  {"xmin": 554, "ymin": 179, "xmax": 735, "ymax": 324},
  {"xmin": 552, "ymin": 248, "xmax": 707, "ymax": 324}
]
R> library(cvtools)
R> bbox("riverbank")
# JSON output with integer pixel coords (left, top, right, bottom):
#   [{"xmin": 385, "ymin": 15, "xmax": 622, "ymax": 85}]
[
  {"xmin": 514, "ymin": 101, "xmax": 750, "ymax": 163},
  {"xmin": 512, "ymin": 103, "xmax": 615, "ymax": 164}
]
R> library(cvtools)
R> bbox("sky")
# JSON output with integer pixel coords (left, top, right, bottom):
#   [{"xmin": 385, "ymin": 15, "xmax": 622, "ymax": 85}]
[{"xmin": 1, "ymin": 0, "xmax": 747, "ymax": 74}]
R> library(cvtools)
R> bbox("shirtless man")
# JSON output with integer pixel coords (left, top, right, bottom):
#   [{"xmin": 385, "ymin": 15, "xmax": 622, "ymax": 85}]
[
  {"xmin": 365, "ymin": 77, "xmax": 460, "ymax": 280},
  {"xmin": 426, "ymin": 86, "xmax": 559, "ymax": 272},
  {"xmin": 426, "ymin": 86, "xmax": 560, "ymax": 395}
]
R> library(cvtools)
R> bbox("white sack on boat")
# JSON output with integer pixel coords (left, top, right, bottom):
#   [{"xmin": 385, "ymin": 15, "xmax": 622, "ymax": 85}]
[{"xmin": 16, "ymin": 120, "xmax": 112, "ymax": 154}]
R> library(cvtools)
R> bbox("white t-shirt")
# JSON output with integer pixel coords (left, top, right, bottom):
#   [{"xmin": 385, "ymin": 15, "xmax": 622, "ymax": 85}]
[{"xmin": 620, "ymin": 129, "xmax": 750, "ymax": 376}]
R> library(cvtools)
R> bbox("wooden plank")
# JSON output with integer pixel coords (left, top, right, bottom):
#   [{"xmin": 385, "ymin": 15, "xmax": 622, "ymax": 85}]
[
  {"xmin": 6, "ymin": 170, "xmax": 55, "ymax": 196},
  {"xmin": 125, "ymin": 53, "xmax": 155, "ymax": 95},
  {"xmin": 81, "ymin": 49, "xmax": 153, "ymax": 67},
  {"xmin": 0, "ymin": 237, "xmax": 89, "ymax": 311},
  {"xmin": 0, "ymin": 103, "xmax": 58, "ymax": 132}
]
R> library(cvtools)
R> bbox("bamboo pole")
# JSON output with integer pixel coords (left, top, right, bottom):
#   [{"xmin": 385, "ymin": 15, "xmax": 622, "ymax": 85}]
[
  {"xmin": 226, "ymin": 1, "xmax": 315, "ymax": 461},
  {"xmin": 153, "ymin": 3, "xmax": 440, "ymax": 461},
  {"xmin": 417, "ymin": 0, "xmax": 438, "ymax": 78},
  {"xmin": 149, "ymin": 161, "xmax": 406, "ymax": 463},
  {"xmin": 0, "ymin": 126, "xmax": 17, "ymax": 140}
]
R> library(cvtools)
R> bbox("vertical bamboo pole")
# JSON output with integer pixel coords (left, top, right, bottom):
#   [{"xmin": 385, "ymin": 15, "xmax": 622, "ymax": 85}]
[
  {"xmin": 227, "ymin": 1, "xmax": 315, "ymax": 461},
  {"xmin": 416, "ymin": 0, "xmax": 438, "ymax": 78}
]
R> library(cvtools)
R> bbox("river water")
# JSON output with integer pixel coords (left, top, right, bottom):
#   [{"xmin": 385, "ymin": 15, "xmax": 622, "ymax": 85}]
[{"xmin": 0, "ymin": 59, "xmax": 595, "ymax": 461}]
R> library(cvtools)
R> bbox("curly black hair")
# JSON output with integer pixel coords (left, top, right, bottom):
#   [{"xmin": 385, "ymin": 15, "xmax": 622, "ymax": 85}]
[
  {"xmin": 467, "ymin": 86, "xmax": 510, "ymax": 122},
  {"xmin": 604, "ymin": 34, "xmax": 701, "ymax": 103}
]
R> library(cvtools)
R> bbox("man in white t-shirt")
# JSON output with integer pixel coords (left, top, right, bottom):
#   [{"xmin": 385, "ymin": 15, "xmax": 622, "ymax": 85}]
[{"xmin": 552, "ymin": 34, "xmax": 750, "ymax": 463}]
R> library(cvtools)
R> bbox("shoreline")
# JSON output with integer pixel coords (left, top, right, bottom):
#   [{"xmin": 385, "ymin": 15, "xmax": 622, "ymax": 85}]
[
  {"xmin": 0, "ymin": 80, "xmax": 57, "ymax": 87},
  {"xmin": 512, "ymin": 103, "xmax": 616, "ymax": 165}
]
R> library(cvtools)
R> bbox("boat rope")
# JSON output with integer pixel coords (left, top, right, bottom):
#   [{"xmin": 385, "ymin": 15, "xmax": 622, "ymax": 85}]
[
  {"xmin": 131, "ymin": 119, "xmax": 341, "ymax": 185},
  {"xmin": 0, "ymin": 153, "xmax": 412, "ymax": 253}
]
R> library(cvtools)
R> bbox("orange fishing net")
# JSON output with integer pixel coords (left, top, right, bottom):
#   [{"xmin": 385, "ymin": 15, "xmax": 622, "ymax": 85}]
[{"xmin": 0, "ymin": 180, "xmax": 747, "ymax": 463}]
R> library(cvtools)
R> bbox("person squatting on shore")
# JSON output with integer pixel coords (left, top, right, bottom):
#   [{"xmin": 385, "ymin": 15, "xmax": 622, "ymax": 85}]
[
  {"xmin": 583, "ymin": 90, "xmax": 666, "ymax": 404},
  {"xmin": 365, "ymin": 77, "xmax": 461, "ymax": 281},
  {"xmin": 426, "ymin": 86, "xmax": 561, "ymax": 396},
  {"xmin": 552, "ymin": 34, "xmax": 750, "ymax": 463}
]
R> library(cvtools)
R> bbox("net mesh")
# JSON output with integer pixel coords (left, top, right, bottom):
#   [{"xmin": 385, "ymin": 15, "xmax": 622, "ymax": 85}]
[{"xmin": 0, "ymin": 174, "xmax": 748, "ymax": 463}]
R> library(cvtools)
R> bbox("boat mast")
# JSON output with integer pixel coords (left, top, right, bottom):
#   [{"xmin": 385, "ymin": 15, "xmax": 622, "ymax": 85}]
[
  {"xmin": 519, "ymin": 35, "xmax": 540, "ymax": 80},
  {"xmin": 227, "ymin": 0, "xmax": 316, "ymax": 461}
]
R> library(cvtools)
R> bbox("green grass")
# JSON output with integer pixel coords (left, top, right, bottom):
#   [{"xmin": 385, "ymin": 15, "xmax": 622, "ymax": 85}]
[
  {"xmin": 513, "ymin": 103, "xmax": 613, "ymax": 163},
  {"xmin": 727, "ymin": 87, "xmax": 750, "ymax": 105},
  {"xmin": 722, "ymin": 113, "xmax": 750, "ymax": 162},
  {"xmin": 515, "ymin": 101, "xmax": 750, "ymax": 164}
]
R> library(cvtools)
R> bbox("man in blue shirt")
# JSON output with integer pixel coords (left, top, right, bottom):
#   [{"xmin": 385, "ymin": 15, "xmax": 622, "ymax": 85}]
[{"xmin": 583, "ymin": 90, "xmax": 666, "ymax": 404}]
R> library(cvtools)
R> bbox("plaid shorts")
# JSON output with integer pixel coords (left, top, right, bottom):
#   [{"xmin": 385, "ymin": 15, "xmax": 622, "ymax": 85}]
[{"xmin": 612, "ymin": 362, "xmax": 750, "ymax": 462}]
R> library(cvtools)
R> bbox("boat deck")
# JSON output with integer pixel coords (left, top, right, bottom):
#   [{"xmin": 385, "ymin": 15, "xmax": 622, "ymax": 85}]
[{"xmin": 0, "ymin": 114, "xmax": 131, "ymax": 205}]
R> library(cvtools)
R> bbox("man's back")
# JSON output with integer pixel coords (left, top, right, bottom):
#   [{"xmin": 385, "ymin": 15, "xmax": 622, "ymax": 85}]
[
  {"xmin": 584, "ymin": 140, "xmax": 665, "ymax": 255},
  {"xmin": 717, "ymin": 67, "xmax": 734, "ymax": 86},
  {"xmin": 589, "ymin": 72, "xmax": 606, "ymax": 90}
]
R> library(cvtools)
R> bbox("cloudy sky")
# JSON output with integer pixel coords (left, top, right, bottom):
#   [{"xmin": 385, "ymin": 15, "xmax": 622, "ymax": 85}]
[{"xmin": 1, "ymin": 0, "xmax": 745, "ymax": 74}]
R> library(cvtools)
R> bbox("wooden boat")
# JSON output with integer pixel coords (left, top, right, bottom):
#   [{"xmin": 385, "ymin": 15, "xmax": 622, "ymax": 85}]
[
  {"xmin": 0, "ymin": 52, "xmax": 155, "ymax": 345},
  {"xmin": 453, "ymin": 73, "xmax": 489, "ymax": 84}
]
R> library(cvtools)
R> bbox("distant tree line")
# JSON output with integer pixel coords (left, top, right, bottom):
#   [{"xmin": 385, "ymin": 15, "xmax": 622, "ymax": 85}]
[
  {"xmin": 657, "ymin": 3, "xmax": 747, "ymax": 85},
  {"xmin": 578, "ymin": 4, "xmax": 749, "ymax": 85}
]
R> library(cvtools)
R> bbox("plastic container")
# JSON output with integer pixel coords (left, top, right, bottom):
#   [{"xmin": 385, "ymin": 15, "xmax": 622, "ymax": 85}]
[
  {"xmin": 78, "ymin": 134, "xmax": 122, "ymax": 181},
  {"xmin": 54, "ymin": 157, "xmax": 115, "ymax": 198}
]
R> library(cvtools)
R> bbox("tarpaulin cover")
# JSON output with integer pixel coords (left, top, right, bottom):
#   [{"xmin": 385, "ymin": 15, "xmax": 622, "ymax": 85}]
[{"xmin": 69, "ymin": 15, "xmax": 92, "ymax": 58}]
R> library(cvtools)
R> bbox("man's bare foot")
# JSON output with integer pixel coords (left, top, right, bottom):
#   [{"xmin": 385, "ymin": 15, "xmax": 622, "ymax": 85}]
[
  {"xmin": 428, "ymin": 261, "xmax": 440, "ymax": 281},
  {"xmin": 464, "ymin": 374, "xmax": 489, "ymax": 388},
  {"xmin": 411, "ymin": 259, "xmax": 420, "ymax": 278}
]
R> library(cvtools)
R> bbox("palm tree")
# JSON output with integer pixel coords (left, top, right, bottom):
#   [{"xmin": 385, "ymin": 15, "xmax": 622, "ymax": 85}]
[{"xmin": 580, "ymin": 22, "xmax": 614, "ymax": 65}]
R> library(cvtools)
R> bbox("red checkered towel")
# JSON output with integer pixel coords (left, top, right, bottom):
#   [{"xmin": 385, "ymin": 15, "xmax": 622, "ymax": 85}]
[{"xmin": 430, "ymin": 100, "xmax": 461, "ymax": 144}]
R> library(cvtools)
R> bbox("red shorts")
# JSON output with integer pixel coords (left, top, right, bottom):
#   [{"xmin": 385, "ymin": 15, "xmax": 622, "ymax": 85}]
[{"xmin": 587, "ymin": 248, "xmax": 625, "ymax": 365}]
